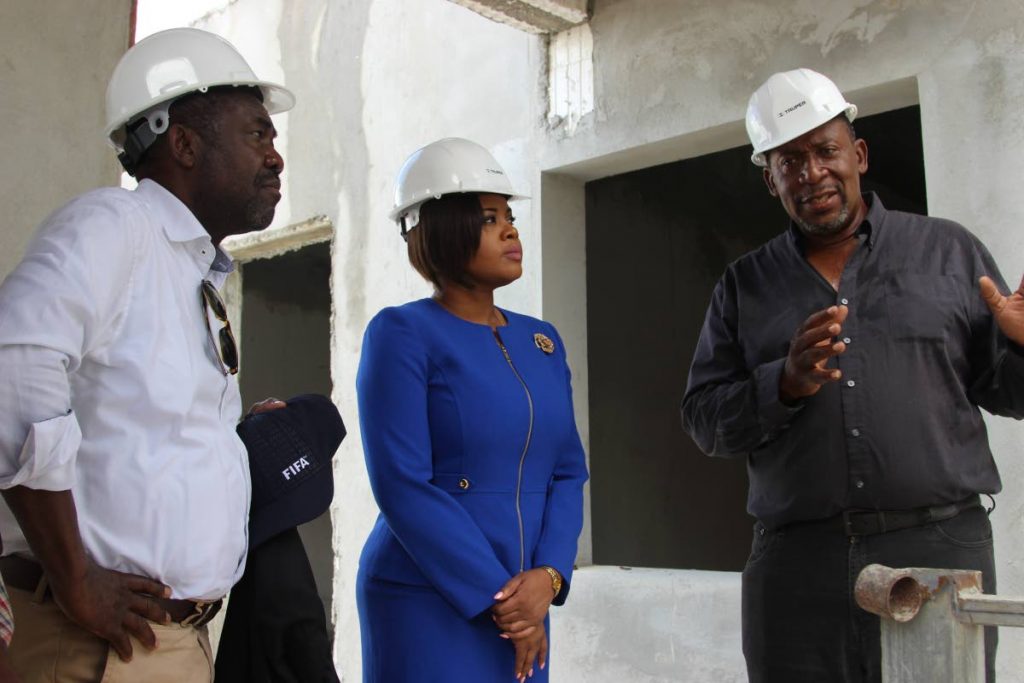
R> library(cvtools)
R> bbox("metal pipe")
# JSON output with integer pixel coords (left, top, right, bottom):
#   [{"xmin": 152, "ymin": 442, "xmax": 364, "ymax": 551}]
[{"xmin": 854, "ymin": 563, "xmax": 927, "ymax": 622}]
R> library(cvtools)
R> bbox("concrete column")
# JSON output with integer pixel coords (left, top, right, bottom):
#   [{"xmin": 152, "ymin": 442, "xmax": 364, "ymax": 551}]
[
  {"xmin": 917, "ymin": 9, "xmax": 1024, "ymax": 675},
  {"xmin": 0, "ymin": 0, "xmax": 133, "ymax": 279},
  {"xmin": 857, "ymin": 565, "xmax": 986, "ymax": 683}
]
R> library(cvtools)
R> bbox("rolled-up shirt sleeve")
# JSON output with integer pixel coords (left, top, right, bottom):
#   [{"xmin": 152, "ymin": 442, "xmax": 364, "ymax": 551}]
[
  {"xmin": 0, "ymin": 196, "xmax": 137, "ymax": 490},
  {"xmin": 0, "ymin": 346, "xmax": 82, "ymax": 490}
]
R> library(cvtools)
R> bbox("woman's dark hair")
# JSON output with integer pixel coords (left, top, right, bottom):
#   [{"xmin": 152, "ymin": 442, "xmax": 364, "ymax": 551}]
[{"xmin": 406, "ymin": 193, "xmax": 485, "ymax": 290}]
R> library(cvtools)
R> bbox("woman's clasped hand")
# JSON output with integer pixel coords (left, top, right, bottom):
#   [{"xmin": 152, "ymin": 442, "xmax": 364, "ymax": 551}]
[{"xmin": 492, "ymin": 568, "xmax": 559, "ymax": 680}]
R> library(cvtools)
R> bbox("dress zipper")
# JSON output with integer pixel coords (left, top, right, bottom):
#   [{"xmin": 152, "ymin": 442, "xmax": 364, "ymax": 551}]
[{"xmin": 493, "ymin": 329, "xmax": 534, "ymax": 573}]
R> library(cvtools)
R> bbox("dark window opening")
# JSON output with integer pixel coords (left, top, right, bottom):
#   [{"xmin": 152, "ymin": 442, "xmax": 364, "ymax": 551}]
[
  {"xmin": 586, "ymin": 105, "xmax": 926, "ymax": 571},
  {"xmin": 238, "ymin": 240, "xmax": 335, "ymax": 635}
]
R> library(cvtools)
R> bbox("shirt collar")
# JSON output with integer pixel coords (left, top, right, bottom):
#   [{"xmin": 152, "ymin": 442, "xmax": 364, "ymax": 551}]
[
  {"xmin": 860, "ymin": 191, "xmax": 886, "ymax": 248},
  {"xmin": 134, "ymin": 179, "xmax": 235, "ymax": 277},
  {"xmin": 135, "ymin": 179, "xmax": 208, "ymax": 243}
]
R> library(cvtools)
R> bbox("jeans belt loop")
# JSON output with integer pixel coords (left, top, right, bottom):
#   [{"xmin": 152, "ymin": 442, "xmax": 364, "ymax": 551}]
[
  {"xmin": 926, "ymin": 503, "xmax": 957, "ymax": 523},
  {"xmin": 841, "ymin": 510, "xmax": 857, "ymax": 536}
]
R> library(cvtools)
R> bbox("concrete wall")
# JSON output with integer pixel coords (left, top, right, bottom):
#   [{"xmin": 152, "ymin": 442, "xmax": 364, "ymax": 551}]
[
  {"xmin": 195, "ymin": 2, "xmax": 542, "ymax": 678},
  {"xmin": 0, "ymin": 0, "xmax": 132, "ymax": 280},
  {"xmin": 542, "ymin": 1, "xmax": 1024, "ymax": 680},
  {"xmin": 199, "ymin": 0, "xmax": 1024, "ymax": 680}
]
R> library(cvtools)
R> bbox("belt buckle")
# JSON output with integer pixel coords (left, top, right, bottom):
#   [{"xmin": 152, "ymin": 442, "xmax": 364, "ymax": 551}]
[{"xmin": 181, "ymin": 599, "xmax": 221, "ymax": 628}]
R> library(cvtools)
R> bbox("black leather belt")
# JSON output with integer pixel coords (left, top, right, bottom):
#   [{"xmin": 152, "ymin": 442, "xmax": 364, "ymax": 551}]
[
  {"xmin": 0, "ymin": 555, "xmax": 222, "ymax": 628},
  {"xmin": 839, "ymin": 495, "xmax": 982, "ymax": 536}
]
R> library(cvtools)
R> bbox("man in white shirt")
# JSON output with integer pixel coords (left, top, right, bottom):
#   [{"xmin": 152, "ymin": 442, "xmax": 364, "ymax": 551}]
[{"xmin": 0, "ymin": 28, "xmax": 294, "ymax": 682}]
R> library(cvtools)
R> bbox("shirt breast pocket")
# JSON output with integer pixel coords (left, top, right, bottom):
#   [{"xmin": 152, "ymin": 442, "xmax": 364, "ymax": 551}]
[{"xmin": 884, "ymin": 273, "xmax": 965, "ymax": 341}]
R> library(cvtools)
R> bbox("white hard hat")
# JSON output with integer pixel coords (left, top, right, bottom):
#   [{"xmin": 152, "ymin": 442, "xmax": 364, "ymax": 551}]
[
  {"xmin": 390, "ymin": 137, "xmax": 529, "ymax": 232},
  {"xmin": 104, "ymin": 28, "xmax": 294, "ymax": 164},
  {"xmin": 746, "ymin": 68, "xmax": 857, "ymax": 167}
]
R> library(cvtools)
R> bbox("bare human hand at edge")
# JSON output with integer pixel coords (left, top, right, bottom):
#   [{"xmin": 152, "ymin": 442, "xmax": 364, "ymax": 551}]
[
  {"xmin": 779, "ymin": 305, "xmax": 849, "ymax": 405},
  {"xmin": 246, "ymin": 397, "xmax": 287, "ymax": 417},
  {"xmin": 1, "ymin": 488, "xmax": 171, "ymax": 662},
  {"xmin": 492, "ymin": 569, "xmax": 557, "ymax": 680},
  {"xmin": 980, "ymin": 274, "xmax": 1024, "ymax": 346},
  {"xmin": 0, "ymin": 641, "xmax": 22, "ymax": 683}
]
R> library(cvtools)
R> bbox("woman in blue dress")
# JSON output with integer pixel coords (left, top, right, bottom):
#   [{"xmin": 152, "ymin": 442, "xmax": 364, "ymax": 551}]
[{"xmin": 356, "ymin": 138, "xmax": 589, "ymax": 682}]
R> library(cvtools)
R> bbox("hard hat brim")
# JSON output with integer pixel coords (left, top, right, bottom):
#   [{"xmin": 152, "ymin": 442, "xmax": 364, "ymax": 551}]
[
  {"xmin": 389, "ymin": 190, "xmax": 531, "ymax": 223},
  {"xmin": 751, "ymin": 104, "xmax": 858, "ymax": 167},
  {"xmin": 104, "ymin": 80, "xmax": 295, "ymax": 147}
]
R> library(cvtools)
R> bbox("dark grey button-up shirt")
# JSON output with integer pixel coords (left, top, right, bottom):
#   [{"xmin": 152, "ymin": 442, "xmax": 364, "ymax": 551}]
[{"xmin": 682, "ymin": 194, "xmax": 1024, "ymax": 529}]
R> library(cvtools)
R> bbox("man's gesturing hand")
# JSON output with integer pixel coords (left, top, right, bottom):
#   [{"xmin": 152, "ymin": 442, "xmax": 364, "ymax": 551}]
[
  {"xmin": 779, "ymin": 305, "xmax": 849, "ymax": 404},
  {"xmin": 50, "ymin": 559, "xmax": 171, "ymax": 662},
  {"xmin": 980, "ymin": 275, "xmax": 1024, "ymax": 346}
]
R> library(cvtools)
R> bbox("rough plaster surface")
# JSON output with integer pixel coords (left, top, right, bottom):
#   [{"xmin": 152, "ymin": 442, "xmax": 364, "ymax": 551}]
[
  {"xmin": 541, "ymin": 0, "xmax": 977, "ymax": 173},
  {"xmin": 202, "ymin": 2, "xmax": 540, "ymax": 679},
  {"xmin": 0, "ymin": 1, "xmax": 131, "ymax": 280},
  {"xmin": 551, "ymin": 567, "xmax": 745, "ymax": 682},
  {"xmin": 539, "ymin": 1, "xmax": 1024, "ymax": 678},
  {"xmin": 195, "ymin": 0, "xmax": 1024, "ymax": 679},
  {"xmin": 915, "ymin": 11, "xmax": 1024, "ymax": 672}
]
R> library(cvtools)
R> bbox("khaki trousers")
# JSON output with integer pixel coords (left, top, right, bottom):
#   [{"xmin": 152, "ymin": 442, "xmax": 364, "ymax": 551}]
[{"xmin": 8, "ymin": 585, "xmax": 213, "ymax": 683}]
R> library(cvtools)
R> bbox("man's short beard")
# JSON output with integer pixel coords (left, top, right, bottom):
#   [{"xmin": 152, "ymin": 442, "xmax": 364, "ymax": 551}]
[
  {"xmin": 795, "ymin": 203, "xmax": 850, "ymax": 237},
  {"xmin": 244, "ymin": 199, "xmax": 277, "ymax": 232},
  {"xmin": 243, "ymin": 170, "xmax": 281, "ymax": 232}
]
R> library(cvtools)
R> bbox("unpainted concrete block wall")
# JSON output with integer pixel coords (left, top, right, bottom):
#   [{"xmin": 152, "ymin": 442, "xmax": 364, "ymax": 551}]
[{"xmin": 0, "ymin": 1, "xmax": 132, "ymax": 280}]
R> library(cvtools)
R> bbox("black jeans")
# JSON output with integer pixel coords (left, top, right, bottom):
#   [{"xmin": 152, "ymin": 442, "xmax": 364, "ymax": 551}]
[{"xmin": 742, "ymin": 505, "xmax": 996, "ymax": 683}]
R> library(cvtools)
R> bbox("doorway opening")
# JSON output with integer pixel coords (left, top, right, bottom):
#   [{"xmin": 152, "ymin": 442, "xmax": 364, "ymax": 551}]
[
  {"xmin": 238, "ymin": 240, "xmax": 335, "ymax": 635},
  {"xmin": 585, "ymin": 105, "xmax": 926, "ymax": 571}
]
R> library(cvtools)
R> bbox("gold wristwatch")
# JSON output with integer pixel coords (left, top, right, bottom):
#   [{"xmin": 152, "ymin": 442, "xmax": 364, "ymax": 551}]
[{"xmin": 541, "ymin": 566, "xmax": 562, "ymax": 598}]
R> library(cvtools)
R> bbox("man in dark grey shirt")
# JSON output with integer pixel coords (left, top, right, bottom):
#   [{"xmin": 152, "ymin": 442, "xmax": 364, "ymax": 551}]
[{"xmin": 682, "ymin": 68, "xmax": 1024, "ymax": 683}]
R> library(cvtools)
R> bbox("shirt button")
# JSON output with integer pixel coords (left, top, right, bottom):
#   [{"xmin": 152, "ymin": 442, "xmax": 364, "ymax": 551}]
[
  {"xmin": 851, "ymin": 428, "xmax": 861, "ymax": 437},
  {"xmin": 846, "ymin": 380, "xmax": 856, "ymax": 388},
  {"xmin": 855, "ymin": 480, "xmax": 865, "ymax": 489},
  {"xmin": 458, "ymin": 478, "xmax": 470, "ymax": 490},
  {"xmin": 840, "ymin": 298, "xmax": 849, "ymax": 305},
  {"xmin": 843, "ymin": 337, "xmax": 852, "ymax": 344}
]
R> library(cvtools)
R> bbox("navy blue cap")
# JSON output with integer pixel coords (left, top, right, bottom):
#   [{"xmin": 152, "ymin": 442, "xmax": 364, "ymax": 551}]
[{"xmin": 236, "ymin": 394, "xmax": 345, "ymax": 549}]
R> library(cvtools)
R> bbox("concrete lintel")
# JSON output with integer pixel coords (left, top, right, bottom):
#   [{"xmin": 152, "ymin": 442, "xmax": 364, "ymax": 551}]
[
  {"xmin": 449, "ymin": 0, "xmax": 588, "ymax": 34},
  {"xmin": 223, "ymin": 215, "xmax": 333, "ymax": 263}
]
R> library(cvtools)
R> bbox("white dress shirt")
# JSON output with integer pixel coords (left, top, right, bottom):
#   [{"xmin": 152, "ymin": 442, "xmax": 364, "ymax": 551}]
[{"xmin": 0, "ymin": 179, "xmax": 249, "ymax": 600}]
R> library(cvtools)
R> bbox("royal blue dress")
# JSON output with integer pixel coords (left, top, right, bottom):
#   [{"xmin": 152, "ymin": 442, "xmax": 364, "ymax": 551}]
[{"xmin": 355, "ymin": 298, "xmax": 589, "ymax": 682}]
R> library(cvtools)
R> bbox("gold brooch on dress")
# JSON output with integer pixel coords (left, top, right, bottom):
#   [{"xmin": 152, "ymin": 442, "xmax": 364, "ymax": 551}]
[{"xmin": 534, "ymin": 333, "xmax": 555, "ymax": 354}]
